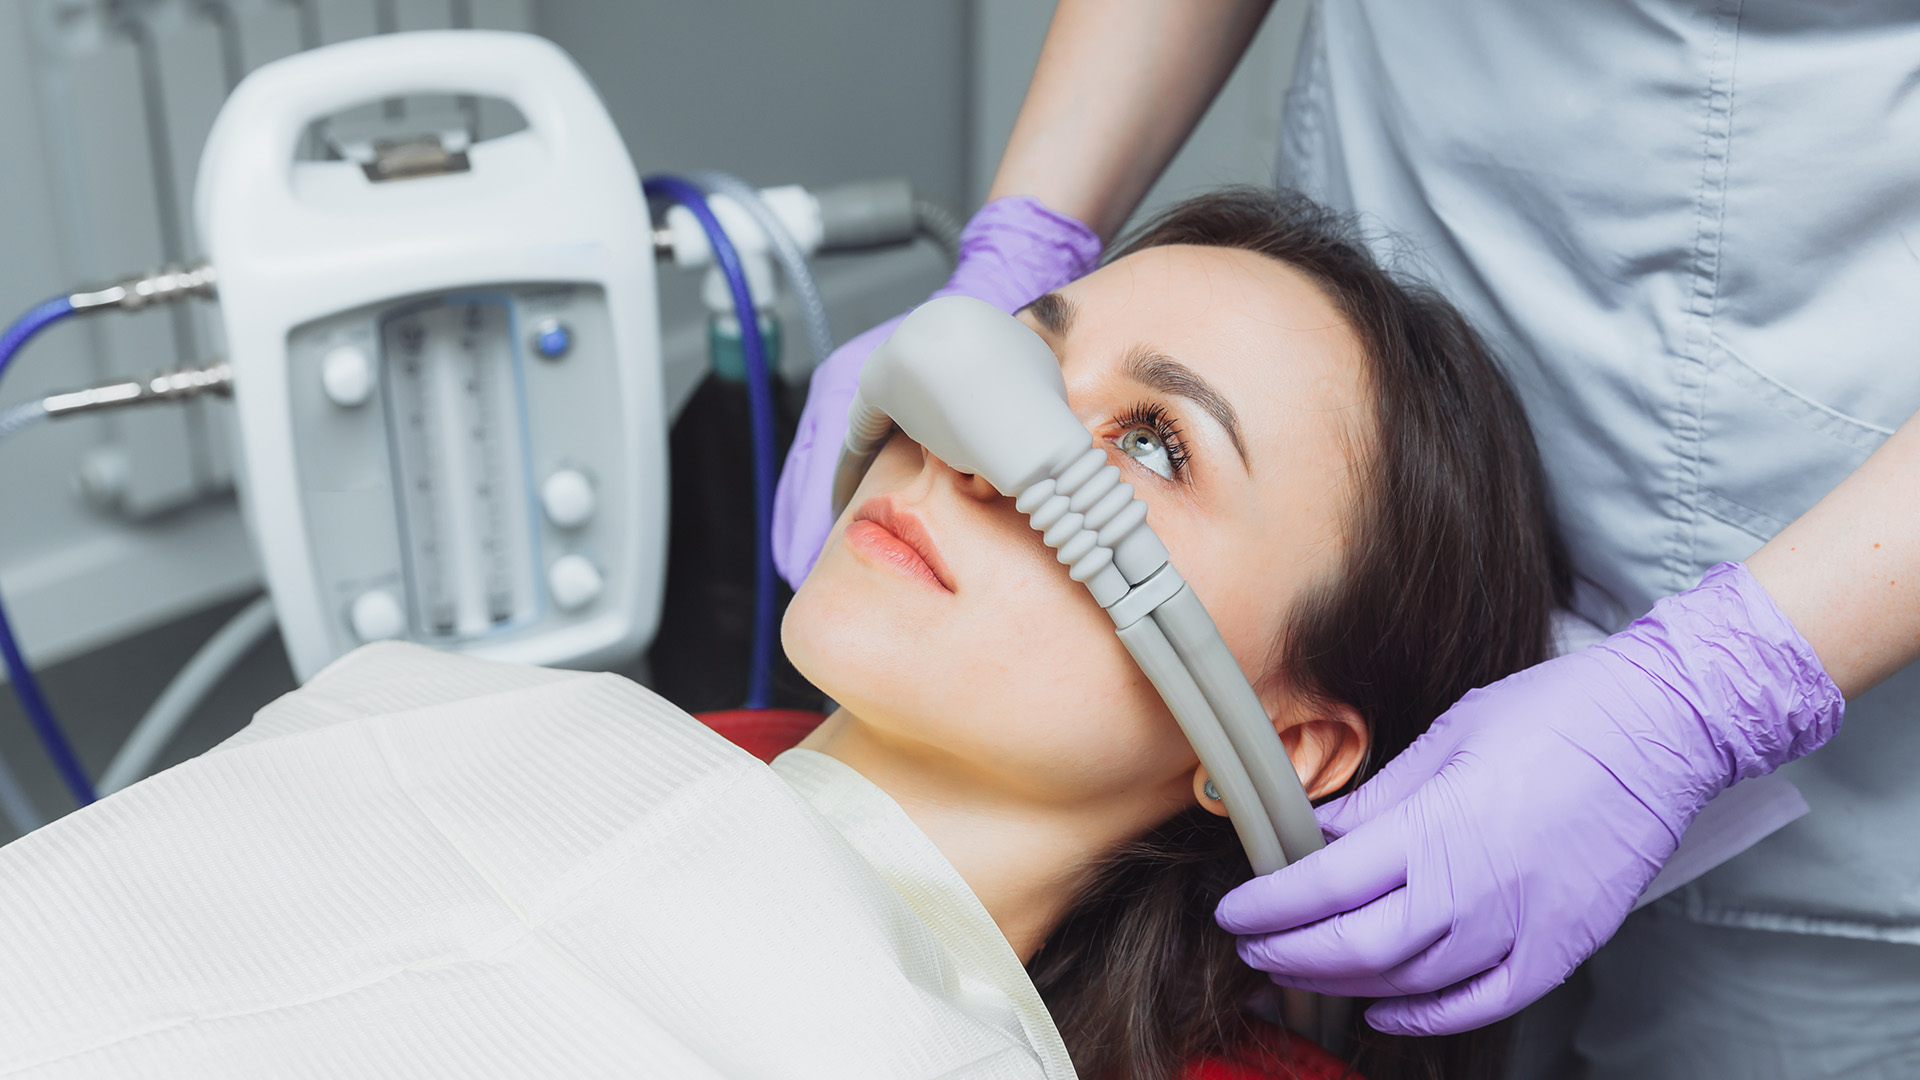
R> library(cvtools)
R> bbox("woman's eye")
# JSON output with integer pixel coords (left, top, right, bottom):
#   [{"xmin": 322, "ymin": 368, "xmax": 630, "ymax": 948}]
[{"xmin": 1118, "ymin": 426, "xmax": 1175, "ymax": 480}]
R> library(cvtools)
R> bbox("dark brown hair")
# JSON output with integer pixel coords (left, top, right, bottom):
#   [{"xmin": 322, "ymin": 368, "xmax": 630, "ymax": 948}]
[{"xmin": 1026, "ymin": 189, "xmax": 1568, "ymax": 1080}]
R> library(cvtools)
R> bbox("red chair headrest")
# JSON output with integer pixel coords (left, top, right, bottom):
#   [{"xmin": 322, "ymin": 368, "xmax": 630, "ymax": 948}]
[{"xmin": 693, "ymin": 708, "xmax": 827, "ymax": 763}]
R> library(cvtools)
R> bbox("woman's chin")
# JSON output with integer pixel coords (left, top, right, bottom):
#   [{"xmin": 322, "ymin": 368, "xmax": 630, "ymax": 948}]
[{"xmin": 782, "ymin": 578, "xmax": 937, "ymax": 709}]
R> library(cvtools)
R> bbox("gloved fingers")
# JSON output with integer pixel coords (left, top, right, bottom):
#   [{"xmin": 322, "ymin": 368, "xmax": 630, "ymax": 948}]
[
  {"xmin": 1313, "ymin": 727, "xmax": 1453, "ymax": 838},
  {"xmin": 1361, "ymin": 959, "xmax": 1531, "ymax": 1038},
  {"xmin": 772, "ymin": 315, "xmax": 908, "ymax": 589},
  {"xmin": 1231, "ymin": 885, "xmax": 1449, "ymax": 987},
  {"xmin": 1306, "ymin": 790, "xmax": 1357, "ymax": 841},
  {"xmin": 1359, "ymin": 929, "xmax": 1514, "ymax": 998},
  {"xmin": 1214, "ymin": 816, "xmax": 1407, "ymax": 934},
  {"xmin": 1264, "ymin": 927, "xmax": 1513, "ymax": 999},
  {"xmin": 1244, "ymin": 929, "xmax": 1511, "ymax": 1000},
  {"xmin": 771, "ymin": 409, "xmax": 822, "ymax": 588}
]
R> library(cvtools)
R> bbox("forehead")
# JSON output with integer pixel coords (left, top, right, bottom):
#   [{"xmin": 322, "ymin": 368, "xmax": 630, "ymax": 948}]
[{"xmin": 1052, "ymin": 244, "xmax": 1371, "ymax": 448}]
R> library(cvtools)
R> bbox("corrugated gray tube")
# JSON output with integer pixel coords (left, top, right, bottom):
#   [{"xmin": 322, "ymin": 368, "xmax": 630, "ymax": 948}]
[
  {"xmin": 692, "ymin": 171, "xmax": 837, "ymax": 374},
  {"xmin": 912, "ymin": 200, "xmax": 963, "ymax": 261}
]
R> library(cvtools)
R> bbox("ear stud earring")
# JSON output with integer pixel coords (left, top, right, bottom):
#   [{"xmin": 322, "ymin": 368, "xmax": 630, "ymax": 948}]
[{"xmin": 1203, "ymin": 779, "xmax": 1222, "ymax": 801}]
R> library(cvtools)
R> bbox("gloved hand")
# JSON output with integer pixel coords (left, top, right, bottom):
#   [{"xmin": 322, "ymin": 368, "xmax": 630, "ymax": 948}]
[
  {"xmin": 1216, "ymin": 561, "xmax": 1844, "ymax": 1036},
  {"xmin": 771, "ymin": 196, "xmax": 1101, "ymax": 586}
]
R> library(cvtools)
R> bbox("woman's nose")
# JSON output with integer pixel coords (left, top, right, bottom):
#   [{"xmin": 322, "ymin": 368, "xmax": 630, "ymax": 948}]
[{"xmin": 921, "ymin": 445, "xmax": 1000, "ymax": 502}]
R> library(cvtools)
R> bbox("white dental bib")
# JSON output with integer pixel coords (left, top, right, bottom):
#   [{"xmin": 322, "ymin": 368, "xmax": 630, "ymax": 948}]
[{"xmin": 0, "ymin": 643, "xmax": 1073, "ymax": 1079}]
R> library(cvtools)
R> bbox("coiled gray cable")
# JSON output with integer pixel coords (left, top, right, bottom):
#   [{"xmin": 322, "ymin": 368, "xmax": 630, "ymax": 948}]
[
  {"xmin": 0, "ymin": 402, "xmax": 48, "ymax": 444},
  {"xmin": 912, "ymin": 199, "xmax": 963, "ymax": 262},
  {"xmin": 692, "ymin": 171, "xmax": 837, "ymax": 373}
]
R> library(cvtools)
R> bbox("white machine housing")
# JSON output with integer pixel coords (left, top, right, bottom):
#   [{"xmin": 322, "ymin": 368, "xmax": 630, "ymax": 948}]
[{"xmin": 196, "ymin": 31, "xmax": 665, "ymax": 681}]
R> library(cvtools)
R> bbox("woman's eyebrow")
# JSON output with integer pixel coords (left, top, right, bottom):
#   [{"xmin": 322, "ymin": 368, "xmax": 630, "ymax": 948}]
[
  {"xmin": 1023, "ymin": 292, "xmax": 1077, "ymax": 337},
  {"xmin": 1125, "ymin": 347, "xmax": 1249, "ymax": 466}
]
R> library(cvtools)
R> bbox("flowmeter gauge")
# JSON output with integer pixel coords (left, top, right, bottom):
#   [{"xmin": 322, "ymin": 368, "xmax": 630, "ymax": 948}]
[{"xmin": 196, "ymin": 30, "xmax": 665, "ymax": 680}]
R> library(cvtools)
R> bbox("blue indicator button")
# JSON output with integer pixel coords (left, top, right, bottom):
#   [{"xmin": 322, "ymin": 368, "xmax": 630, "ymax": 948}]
[{"xmin": 533, "ymin": 318, "xmax": 572, "ymax": 359}]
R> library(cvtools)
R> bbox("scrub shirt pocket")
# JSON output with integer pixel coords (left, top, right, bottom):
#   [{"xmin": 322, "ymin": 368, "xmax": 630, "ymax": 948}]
[{"xmin": 1689, "ymin": 337, "xmax": 1899, "ymax": 574}]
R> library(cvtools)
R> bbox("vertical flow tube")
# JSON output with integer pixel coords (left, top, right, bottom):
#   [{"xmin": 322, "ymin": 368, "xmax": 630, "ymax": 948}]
[
  {"xmin": 690, "ymin": 172, "xmax": 836, "ymax": 373},
  {"xmin": 0, "ymin": 298, "xmax": 98, "ymax": 805},
  {"xmin": 645, "ymin": 176, "xmax": 779, "ymax": 710}
]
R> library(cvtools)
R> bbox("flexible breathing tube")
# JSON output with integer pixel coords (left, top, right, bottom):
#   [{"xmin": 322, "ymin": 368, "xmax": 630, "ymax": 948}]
[
  {"xmin": 0, "ymin": 401, "xmax": 49, "ymax": 444},
  {"xmin": 0, "ymin": 266, "xmax": 216, "ymax": 810},
  {"xmin": 911, "ymin": 200, "xmax": 963, "ymax": 262},
  {"xmin": 1016, "ymin": 450, "xmax": 1324, "ymax": 871},
  {"xmin": 0, "ymin": 297, "xmax": 98, "ymax": 806},
  {"xmin": 692, "ymin": 172, "xmax": 837, "ymax": 372},
  {"xmin": 98, "ymin": 593, "xmax": 276, "ymax": 796},
  {"xmin": 0, "ymin": 402, "xmax": 50, "ymax": 834},
  {"xmin": 644, "ymin": 175, "xmax": 779, "ymax": 710}
]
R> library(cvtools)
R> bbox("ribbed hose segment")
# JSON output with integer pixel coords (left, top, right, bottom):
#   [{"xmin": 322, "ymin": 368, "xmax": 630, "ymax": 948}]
[
  {"xmin": 833, "ymin": 393, "xmax": 900, "ymax": 514},
  {"xmin": 845, "ymin": 392, "xmax": 895, "ymax": 454},
  {"xmin": 911, "ymin": 200, "xmax": 963, "ymax": 262},
  {"xmin": 0, "ymin": 402, "xmax": 48, "ymax": 445},
  {"xmin": 1015, "ymin": 446, "xmax": 1148, "ymax": 605}
]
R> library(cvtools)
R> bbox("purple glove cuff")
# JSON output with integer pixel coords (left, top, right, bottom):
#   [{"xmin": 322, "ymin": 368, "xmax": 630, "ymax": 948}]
[
  {"xmin": 771, "ymin": 197, "xmax": 1101, "ymax": 587},
  {"xmin": 935, "ymin": 196, "xmax": 1103, "ymax": 310},
  {"xmin": 1601, "ymin": 561, "xmax": 1844, "ymax": 797}
]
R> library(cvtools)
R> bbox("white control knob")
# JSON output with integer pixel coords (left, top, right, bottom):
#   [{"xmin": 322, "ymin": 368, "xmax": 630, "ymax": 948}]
[
  {"xmin": 547, "ymin": 554, "xmax": 603, "ymax": 611},
  {"xmin": 540, "ymin": 468, "xmax": 596, "ymax": 529},
  {"xmin": 349, "ymin": 588, "xmax": 407, "ymax": 642},
  {"xmin": 321, "ymin": 344, "xmax": 375, "ymax": 407}
]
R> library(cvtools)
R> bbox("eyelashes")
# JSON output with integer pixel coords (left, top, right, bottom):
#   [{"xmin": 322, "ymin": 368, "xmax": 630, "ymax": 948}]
[{"xmin": 1112, "ymin": 401, "xmax": 1193, "ymax": 482}]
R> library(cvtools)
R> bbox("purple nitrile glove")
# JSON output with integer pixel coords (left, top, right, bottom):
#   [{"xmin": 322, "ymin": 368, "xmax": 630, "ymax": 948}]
[
  {"xmin": 1216, "ymin": 562, "xmax": 1843, "ymax": 1036},
  {"xmin": 771, "ymin": 196, "xmax": 1102, "ymax": 587}
]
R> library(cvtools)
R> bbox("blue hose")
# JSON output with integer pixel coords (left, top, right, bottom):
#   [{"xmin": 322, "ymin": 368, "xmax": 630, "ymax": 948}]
[
  {"xmin": 0, "ymin": 297, "xmax": 98, "ymax": 806},
  {"xmin": 643, "ymin": 176, "xmax": 778, "ymax": 711}
]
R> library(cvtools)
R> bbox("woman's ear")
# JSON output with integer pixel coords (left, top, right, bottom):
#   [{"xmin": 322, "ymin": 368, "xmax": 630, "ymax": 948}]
[
  {"xmin": 1276, "ymin": 698, "xmax": 1369, "ymax": 800},
  {"xmin": 1190, "ymin": 698, "xmax": 1369, "ymax": 814}
]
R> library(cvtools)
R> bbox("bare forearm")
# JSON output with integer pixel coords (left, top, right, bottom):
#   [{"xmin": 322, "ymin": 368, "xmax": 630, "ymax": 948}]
[
  {"xmin": 1747, "ymin": 409, "xmax": 1920, "ymax": 697},
  {"xmin": 987, "ymin": 0, "xmax": 1274, "ymax": 239}
]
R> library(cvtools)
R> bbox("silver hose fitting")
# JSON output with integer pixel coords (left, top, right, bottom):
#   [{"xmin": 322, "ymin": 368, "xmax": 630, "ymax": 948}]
[
  {"xmin": 68, "ymin": 262, "xmax": 219, "ymax": 312},
  {"xmin": 40, "ymin": 360, "xmax": 233, "ymax": 418},
  {"xmin": 651, "ymin": 226, "xmax": 676, "ymax": 262}
]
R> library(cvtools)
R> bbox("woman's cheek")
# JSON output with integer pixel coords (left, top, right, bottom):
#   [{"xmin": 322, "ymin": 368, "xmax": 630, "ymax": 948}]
[{"xmin": 1142, "ymin": 504, "xmax": 1293, "ymax": 677}]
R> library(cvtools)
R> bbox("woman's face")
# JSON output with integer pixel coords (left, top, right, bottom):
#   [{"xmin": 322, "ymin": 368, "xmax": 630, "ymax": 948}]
[{"xmin": 783, "ymin": 244, "xmax": 1372, "ymax": 829}]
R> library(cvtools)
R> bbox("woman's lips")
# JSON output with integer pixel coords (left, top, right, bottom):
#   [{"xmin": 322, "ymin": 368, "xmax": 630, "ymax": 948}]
[{"xmin": 846, "ymin": 499, "xmax": 954, "ymax": 593}]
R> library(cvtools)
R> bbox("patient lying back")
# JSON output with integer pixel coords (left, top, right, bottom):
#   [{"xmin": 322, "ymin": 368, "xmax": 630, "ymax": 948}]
[{"xmin": 0, "ymin": 189, "xmax": 1562, "ymax": 1080}]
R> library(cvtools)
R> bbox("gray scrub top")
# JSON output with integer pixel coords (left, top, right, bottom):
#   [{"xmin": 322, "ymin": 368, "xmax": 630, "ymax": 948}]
[{"xmin": 1280, "ymin": 0, "xmax": 1920, "ymax": 941}]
